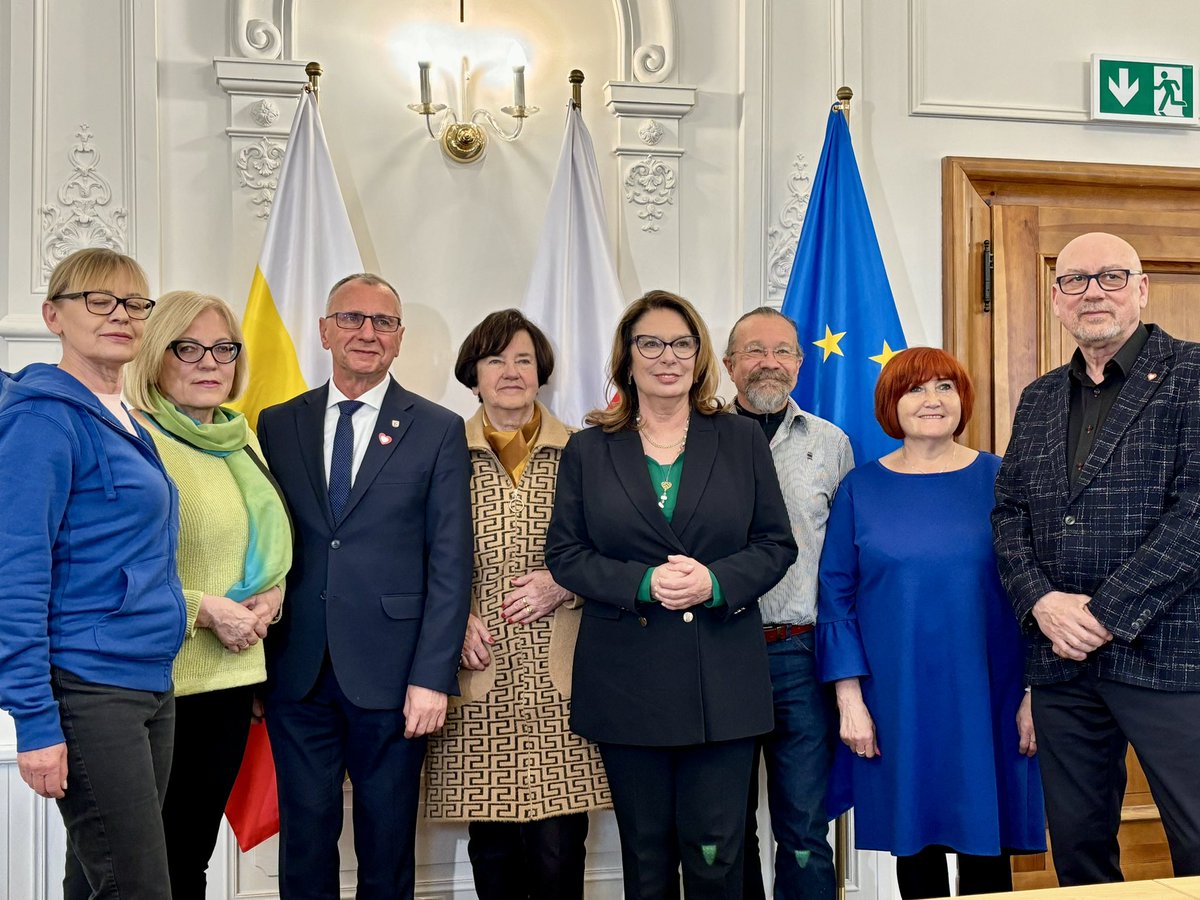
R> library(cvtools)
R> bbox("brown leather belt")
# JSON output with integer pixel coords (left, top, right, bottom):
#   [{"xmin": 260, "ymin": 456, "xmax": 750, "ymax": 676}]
[{"xmin": 762, "ymin": 623, "xmax": 814, "ymax": 644}]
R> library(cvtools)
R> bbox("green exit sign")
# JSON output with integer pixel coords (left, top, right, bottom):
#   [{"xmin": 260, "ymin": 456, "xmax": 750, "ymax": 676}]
[{"xmin": 1092, "ymin": 55, "xmax": 1196, "ymax": 125}]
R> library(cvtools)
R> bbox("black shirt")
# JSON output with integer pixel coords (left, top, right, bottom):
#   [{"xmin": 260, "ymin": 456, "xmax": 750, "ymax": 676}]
[
  {"xmin": 1066, "ymin": 323, "xmax": 1149, "ymax": 486},
  {"xmin": 734, "ymin": 398, "xmax": 787, "ymax": 443}
]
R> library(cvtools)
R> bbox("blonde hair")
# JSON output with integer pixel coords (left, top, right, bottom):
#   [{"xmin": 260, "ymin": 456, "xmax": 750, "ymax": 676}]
[
  {"xmin": 125, "ymin": 291, "xmax": 248, "ymax": 411},
  {"xmin": 46, "ymin": 248, "xmax": 149, "ymax": 302},
  {"xmin": 586, "ymin": 289, "xmax": 725, "ymax": 432}
]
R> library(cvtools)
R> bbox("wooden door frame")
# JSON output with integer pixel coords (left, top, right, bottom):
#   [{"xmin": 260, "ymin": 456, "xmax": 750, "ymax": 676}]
[{"xmin": 941, "ymin": 156, "xmax": 1200, "ymax": 452}]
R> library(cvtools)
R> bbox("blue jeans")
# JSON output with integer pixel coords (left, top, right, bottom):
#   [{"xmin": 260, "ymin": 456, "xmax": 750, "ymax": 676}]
[{"xmin": 744, "ymin": 630, "xmax": 836, "ymax": 900}]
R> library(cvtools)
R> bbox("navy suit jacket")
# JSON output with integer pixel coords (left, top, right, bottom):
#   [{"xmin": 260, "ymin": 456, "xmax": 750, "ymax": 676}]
[
  {"xmin": 993, "ymin": 325, "xmax": 1200, "ymax": 690},
  {"xmin": 545, "ymin": 411, "xmax": 797, "ymax": 746},
  {"xmin": 257, "ymin": 378, "xmax": 473, "ymax": 708}
]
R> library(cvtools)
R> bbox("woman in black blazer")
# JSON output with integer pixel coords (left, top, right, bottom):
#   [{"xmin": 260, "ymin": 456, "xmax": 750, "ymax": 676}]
[{"xmin": 545, "ymin": 289, "xmax": 797, "ymax": 900}]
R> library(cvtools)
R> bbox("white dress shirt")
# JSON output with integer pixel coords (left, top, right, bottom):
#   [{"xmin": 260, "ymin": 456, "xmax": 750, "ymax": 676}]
[{"xmin": 323, "ymin": 376, "xmax": 392, "ymax": 488}]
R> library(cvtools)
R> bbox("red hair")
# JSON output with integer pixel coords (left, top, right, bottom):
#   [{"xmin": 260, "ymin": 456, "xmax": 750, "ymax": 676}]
[{"xmin": 874, "ymin": 347, "xmax": 975, "ymax": 439}]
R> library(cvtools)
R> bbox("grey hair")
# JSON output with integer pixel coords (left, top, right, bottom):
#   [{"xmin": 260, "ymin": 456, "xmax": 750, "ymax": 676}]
[
  {"xmin": 325, "ymin": 273, "xmax": 402, "ymax": 314},
  {"xmin": 724, "ymin": 306, "xmax": 802, "ymax": 361}
]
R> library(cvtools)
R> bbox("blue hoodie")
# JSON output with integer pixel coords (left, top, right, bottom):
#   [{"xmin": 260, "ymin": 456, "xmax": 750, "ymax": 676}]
[{"xmin": 0, "ymin": 364, "xmax": 185, "ymax": 752}]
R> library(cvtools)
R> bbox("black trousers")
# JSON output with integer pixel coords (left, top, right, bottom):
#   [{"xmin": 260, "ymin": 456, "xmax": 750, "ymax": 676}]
[
  {"xmin": 1033, "ymin": 671, "xmax": 1200, "ymax": 885},
  {"xmin": 52, "ymin": 667, "xmax": 175, "ymax": 900},
  {"xmin": 161, "ymin": 685, "xmax": 256, "ymax": 900},
  {"xmin": 466, "ymin": 813, "xmax": 590, "ymax": 900},
  {"xmin": 894, "ymin": 846, "xmax": 1012, "ymax": 899},
  {"xmin": 267, "ymin": 660, "xmax": 427, "ymax": 900},
  {"xmin": 599, "ymin": 737, "xmax": 757, "ymax": 900}
]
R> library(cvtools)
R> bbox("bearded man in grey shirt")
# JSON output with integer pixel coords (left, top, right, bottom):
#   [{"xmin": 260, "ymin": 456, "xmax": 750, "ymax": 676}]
[{"xmin": 725, "ymin": 307, "xmax": 854, "ymax": 900}]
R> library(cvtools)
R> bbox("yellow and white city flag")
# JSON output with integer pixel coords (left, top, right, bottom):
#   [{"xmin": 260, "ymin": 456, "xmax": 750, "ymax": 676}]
[{"xmin": 233, "ymin": 89, "xmax": 362, "ymax": 429}]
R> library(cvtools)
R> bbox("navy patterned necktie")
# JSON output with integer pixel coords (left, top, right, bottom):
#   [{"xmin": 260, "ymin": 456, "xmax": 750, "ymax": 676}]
[{"xmin": 328, "ymin": 400, "xmax": 364, "ymax": 521}]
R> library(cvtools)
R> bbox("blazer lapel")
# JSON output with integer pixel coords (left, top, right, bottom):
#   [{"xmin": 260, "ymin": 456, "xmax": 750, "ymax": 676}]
[
  {"xmin": 609, "ymin": 430, "xmax": 686, "ymax": 552},
  {"xmin": 337, "ymin": 379, "xmax": 414, "ymax": 523},
  {"xmin": 670, "ymin": 412, "xmax": 715, "ymax": 538},
  {"xmin": 296, "ymin": 385, "xmax": 335, "ymax": 530},
  {"xmin": 1071, "ymin": 333, "xmax": 1172, "ymax": 500},
  {"xmin": 1046, "ymin": 369, "xmax": 1073, "ymax": 497}
]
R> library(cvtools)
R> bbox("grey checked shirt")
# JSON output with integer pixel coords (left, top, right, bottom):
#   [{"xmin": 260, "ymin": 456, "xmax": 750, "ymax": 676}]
[{"xmin": 740, "ymin": 398, "xmax": 853, "ymax": 626}]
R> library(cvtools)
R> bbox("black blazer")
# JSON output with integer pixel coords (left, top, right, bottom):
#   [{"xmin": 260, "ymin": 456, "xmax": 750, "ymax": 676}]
[
  {"xmin": 544, "ymin": 411, "xmax": 798, "ymax": 746},
  {"xmin": 993, "ymin": 325, "xmax": 1200, "ymax": 690},
  {"xmin": 257, "ymin": 379, "xmax": 473, "ymax": 708}
]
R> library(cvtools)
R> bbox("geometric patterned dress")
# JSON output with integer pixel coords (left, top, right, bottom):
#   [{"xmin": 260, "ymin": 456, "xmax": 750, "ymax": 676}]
[{"xmin": 425, "ymin": 405, "xmax": 611, "ymax": 821}]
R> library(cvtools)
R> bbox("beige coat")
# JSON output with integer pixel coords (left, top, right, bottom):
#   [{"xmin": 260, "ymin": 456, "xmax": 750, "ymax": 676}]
[{"xmin": 424, "ymin": 404, "xmax": 610, "ymax": 821}]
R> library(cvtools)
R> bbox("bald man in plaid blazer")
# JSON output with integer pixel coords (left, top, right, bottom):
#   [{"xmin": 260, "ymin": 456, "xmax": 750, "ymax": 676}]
[{"xmin": 993, "ymin": 232, "xmax": 1200, "ymax": 887}]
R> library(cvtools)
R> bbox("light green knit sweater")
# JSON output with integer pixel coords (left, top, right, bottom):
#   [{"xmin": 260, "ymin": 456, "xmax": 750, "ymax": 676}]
[{"xmin": 148, "ymin": 429, "xmax": 277, "ymax": 697}]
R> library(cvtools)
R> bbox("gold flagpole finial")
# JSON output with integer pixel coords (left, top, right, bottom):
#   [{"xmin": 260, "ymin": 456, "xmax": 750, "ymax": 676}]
[
  {"xmin": 305, "ymin": 61, "xmax": 323, "ymax": 100},
  {"xmin": 834, "ymin": 85, "xmax": 853, "ymax": 121},
  {"xmin": 569, "ymin": 69, "xmax": 584, "ymax": 110}
]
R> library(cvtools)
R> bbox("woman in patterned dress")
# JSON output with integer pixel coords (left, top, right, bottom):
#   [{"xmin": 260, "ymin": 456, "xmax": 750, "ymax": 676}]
[{"xmin": 424, "ymin": 309, "xmax": 610, "ymax": 900}]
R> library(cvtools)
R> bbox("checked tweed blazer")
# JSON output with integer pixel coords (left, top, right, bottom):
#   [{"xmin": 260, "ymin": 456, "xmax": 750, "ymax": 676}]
[{"xmin": 992, "ymin": 325, "xmax": 1200, "ymax": 690}]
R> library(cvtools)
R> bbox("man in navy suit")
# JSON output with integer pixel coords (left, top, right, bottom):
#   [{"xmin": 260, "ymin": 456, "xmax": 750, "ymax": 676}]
[
  {"xmin": 993, "ymin": 232, "xmax": 1200, "ymax": 886},
  {"xmin": 257, "ymin": 273, "xmax": 472, "ymax": 899}
]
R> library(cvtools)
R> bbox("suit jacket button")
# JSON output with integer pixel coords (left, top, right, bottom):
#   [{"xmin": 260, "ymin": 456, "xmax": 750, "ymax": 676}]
[
  {"xmin": 320, "ymin": 591, "xmax": 327, "ymax": 600},
  {"xmin": 330, "ymin": 539, "xmax": 341, "ymax": 549},
  {"xmin": 683, "ymin": 611, "xmax": 694, "ymax": 623},
  {"xmin": 1063, "ymin": 515, "xmax": 1076, "ymax": 526},
  {"xmin": 639, "ymin": 616, "xmax": 648, "ymax": 627}
]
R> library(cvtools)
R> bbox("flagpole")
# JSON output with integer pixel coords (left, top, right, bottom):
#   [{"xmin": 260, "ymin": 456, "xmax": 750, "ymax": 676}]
[
  {"xmin": 306, "ymin": 60, "xmax": 322, "ymax": 101},
  {"xmin": 835, "ymin": 84, "xmax": 853, "ymax": 118},
  {"xmin": 569, "ymin": 68, "xmax": 584, "ymax": 110},
  {"xmin": 831, "ymin": 83, "xmax": 854, "ymax": 900}
]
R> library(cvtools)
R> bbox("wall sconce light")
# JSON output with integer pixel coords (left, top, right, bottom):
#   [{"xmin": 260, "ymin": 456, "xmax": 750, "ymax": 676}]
[{"xmin": 408, "ymin": 43, "xmax": 538, "ymax": 165}]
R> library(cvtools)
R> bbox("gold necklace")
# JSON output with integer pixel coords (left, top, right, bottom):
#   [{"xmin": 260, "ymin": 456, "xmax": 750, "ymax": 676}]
[{"xmin": 637, "ymin": 414, "xmax": 689, "ymax": 451}]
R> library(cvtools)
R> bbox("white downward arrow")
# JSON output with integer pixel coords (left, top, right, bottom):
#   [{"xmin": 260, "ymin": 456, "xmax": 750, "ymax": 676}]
[{"xmin": 1108, "ymin": 68, "xmax": 1140, "ymax": 107}]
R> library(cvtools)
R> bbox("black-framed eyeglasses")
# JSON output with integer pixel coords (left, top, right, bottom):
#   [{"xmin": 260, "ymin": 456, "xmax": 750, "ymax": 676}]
[
  {"xmin": 633, "ymin": 334, "xmax": 700, "ymax": 359},
  {"xmin": 732, "ymin": 345, "xmax": 802, "ymax": 364},
  {"xmin": 51, "ymin": 290, "xmax": 155, "ymax": 320},
  {"xmin": 1054, "ymin": 269, "xmax": 1142, "ymax": 295},
  {"xmin": 167, "ymin": 340, "xmax": 243, "ymax": 364},
  {"xmin": 323, "ymin": 311, "xmax": 402, "ymax": 333}
]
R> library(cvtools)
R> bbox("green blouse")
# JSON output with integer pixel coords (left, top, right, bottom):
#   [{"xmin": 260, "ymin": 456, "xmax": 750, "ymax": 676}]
[{"xmin": 636, "ymin": 453, "xmax": 724, "ymax": 606}]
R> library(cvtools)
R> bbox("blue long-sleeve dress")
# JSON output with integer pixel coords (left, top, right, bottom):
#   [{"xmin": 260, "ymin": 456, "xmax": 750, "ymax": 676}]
[{"xmin": 816, "ymin": 452, "xmax": 1045, "ymax": 855}]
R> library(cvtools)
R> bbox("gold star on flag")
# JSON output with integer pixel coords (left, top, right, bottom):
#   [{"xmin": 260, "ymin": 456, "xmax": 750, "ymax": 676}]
[
  {"xmin": 813, "ymin": 325, "xmax": 847, "ymax": 362},
  {"xmin": 869, "ymin": 340, "xmax": 900, "ymax": 368}
]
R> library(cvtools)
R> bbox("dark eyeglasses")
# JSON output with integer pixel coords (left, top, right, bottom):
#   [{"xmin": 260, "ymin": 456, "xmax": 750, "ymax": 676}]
[
  {"xmin": 633, "ymin": 334, "xmax": 700, "ymax": 360},
  {"xmin": 52, "ymin": 290, "xmax": 155, "ymax": 320},
  {"xmin": 167, "ymin": 340, "xmax": 243, "ymax": 364},
  {"xmin": 323, "ymin": 311, "xmax": 402, "ymax": 333},
  {"xmin": 1054, "ymin": 269, "xmax": 1141, "ymax": 295}
]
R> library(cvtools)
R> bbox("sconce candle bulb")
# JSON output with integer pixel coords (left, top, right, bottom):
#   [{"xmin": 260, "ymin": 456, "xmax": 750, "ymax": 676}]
[{"xmin": 418, "ymin": 60, "xmax": 432, "ymax": 106}]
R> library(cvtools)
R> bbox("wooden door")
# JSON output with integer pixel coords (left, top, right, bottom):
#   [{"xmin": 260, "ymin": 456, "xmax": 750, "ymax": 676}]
[{"xmin": 942, "ymin": 158, "xmax": 1200, "ymax": 888}]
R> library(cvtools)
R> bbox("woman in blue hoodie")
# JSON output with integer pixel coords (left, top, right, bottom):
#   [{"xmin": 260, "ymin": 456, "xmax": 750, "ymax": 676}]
[{"xmin": 0, "ymin": 248, "xmax": 186, "ymax": 898}]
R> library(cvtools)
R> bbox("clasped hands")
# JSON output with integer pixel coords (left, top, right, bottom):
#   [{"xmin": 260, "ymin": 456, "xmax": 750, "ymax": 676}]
[
  {"xmin": 197, "ymin": 585, "xmax": 283, "ymax": 653},
  {"xmin": 1031, "ymin": 590, "xmax": 1113, "ymax": 661},
  {"xmin": 650, "ymin": 554, "xmax": 712, "ymax": 610},
  {"xmin": 460, "ymin": 570, "xmax": 572, "ymax": 672}
]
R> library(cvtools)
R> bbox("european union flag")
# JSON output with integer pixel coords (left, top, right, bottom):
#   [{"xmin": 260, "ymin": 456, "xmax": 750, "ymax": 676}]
[{"xmin": 781, "ymin": 108, "xmax": 907, "ymax": 464}]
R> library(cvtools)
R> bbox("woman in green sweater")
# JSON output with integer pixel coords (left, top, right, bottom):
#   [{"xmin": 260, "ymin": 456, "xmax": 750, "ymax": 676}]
[{"xmin": 126, "ymin": 290, "xmax": 291, "ymax": 900}]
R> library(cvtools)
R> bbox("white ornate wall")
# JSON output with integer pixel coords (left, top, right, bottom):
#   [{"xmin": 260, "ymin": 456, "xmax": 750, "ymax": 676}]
[{"xmin": 7, "ymin": 0, "xmax": 1200, "ymax": 896}]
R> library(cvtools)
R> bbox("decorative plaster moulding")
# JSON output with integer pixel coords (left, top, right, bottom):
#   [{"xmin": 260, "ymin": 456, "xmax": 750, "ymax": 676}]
[
  {"xmin": 766, "ymin": 154, "xmax": 812, "ymax": 300},
  {"xmin": 214, "ymin": 57, "xmax": 310, "ymax": 138},
  {"xmin": 604, "ymin": 81, "xmax": 697, "ymax": 119},
  {"xmin": 614, "ymin": 0, "xmax": 678, "ymax": 83},
  {"xmin": 624, "ymin": 155, "xmax": 678, "ymax": 233},
  {"xmin": 907, "ymin": 0, "xmax": 1086, "ymax": 123},
  {"xmin": 40, "ymin": 126, "xmax": 128, "ymax": 281},
  {"xmin": 231, "ymin": 0, "xmax": 295, "ymax": 60}
]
